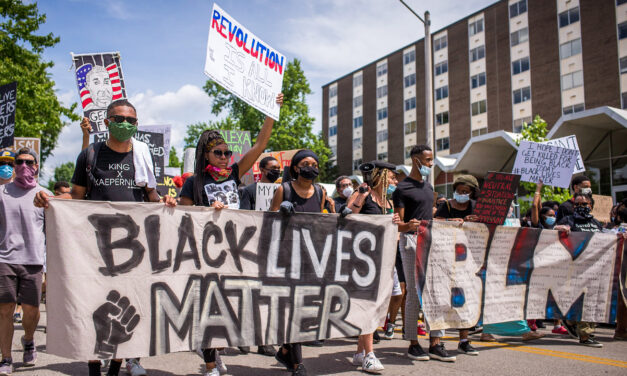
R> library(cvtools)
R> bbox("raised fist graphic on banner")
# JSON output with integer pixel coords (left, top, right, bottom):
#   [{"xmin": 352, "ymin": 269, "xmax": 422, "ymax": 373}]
[{"xmin": 93, "ymin": 290, "xmax": 140, "ymax": 357}]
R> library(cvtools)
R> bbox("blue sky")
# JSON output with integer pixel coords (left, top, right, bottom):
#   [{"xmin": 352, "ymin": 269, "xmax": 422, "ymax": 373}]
[{"xmin": 35, "ymin": 0, "xmax": 496, "ymax": 180}]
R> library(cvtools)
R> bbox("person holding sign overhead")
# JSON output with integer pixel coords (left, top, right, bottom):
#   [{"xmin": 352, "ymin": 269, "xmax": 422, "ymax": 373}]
[{"xmin": 179, "ymin": 93, "xmax": 283, "ymax": 376}]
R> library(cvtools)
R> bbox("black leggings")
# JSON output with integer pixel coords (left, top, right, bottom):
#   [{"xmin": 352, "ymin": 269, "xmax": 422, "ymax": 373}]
[
  {"xmin": 202, "ymin": 349, "xmax": 216, "ymax": 363},
  {"xmin": 282, "ymin": 343, "xmax": 302, "ymax": 365}
]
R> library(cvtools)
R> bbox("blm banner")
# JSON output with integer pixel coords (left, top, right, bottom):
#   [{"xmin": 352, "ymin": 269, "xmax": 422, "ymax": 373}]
[
  {"xmin": 72, "ymin": 52, "xmax": 127, "ymax": 133},
  {"xmin": 44, "ymin": 200, "xmax": 397, "ymax": 360},
  {"xmin": 0, "ymin": 81, "xmax": 17, "ymax": 149},
  {"xmin": 412, "ymin": 221, "xmax": 626, "ymax": 330}
]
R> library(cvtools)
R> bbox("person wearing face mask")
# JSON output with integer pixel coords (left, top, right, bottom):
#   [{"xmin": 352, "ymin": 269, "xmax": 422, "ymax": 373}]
[
  {"xmin": 391, "ymin": 145, "xmax": 456, "ymax": 363},
  {"xmin": 333, "ymin": 175, "xmax": 353, "ymax": 212},
  {"xmin": 0, "ymin": 148, "xmax": 51, "ymax": 375},
  {"xmin": 556, "ymin": 175, "xmax": 592, "ymax": 222},
  {"xmin": 239, "ymin": 156, "xmax": 281, "ymax": 212},
  {"xmin": 179, "ymin": 94, "xmax": 283, "ymax": 376},
  {"xmin": 0, "ymin": 151, "xmax": 15, "ymax": 185},
  {"xmin": 269, "ymin": 149, "xmax": 327, "ymax": 376}
]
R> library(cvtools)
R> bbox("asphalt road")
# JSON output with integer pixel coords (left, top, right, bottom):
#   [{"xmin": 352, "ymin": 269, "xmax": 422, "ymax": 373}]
[{"xmin": 5, "ymin": 305, "xmax": 627, "ymax": 375}]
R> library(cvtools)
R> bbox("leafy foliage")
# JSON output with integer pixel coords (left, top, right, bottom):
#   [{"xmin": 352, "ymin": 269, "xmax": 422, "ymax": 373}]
[{"xmin": 46, "ymin": 161, "xmax": 75, "ymax": 191}]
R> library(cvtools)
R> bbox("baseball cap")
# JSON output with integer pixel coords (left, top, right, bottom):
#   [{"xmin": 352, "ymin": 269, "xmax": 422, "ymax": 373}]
[{"xmin": 0, "ymin": 150, "xmax": 15, "ymax": 161}]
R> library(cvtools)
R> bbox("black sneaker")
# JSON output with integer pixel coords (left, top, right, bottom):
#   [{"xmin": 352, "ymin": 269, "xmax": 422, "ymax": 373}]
[
  {"xmin": 563, "ymin": 322, "xmax": 578, "ymax": 339},
  {"xmin": 275, "ymin": 349, "xmax": 293, "ymax": 370},
  {"xmin": 458, "ymin": 341, "xmax": 479, "ymax": 356},
  {"xmin": 579, "ymin": 338, "xmax": 603, "ymax": 348},
  {"xmin": 373, "ymin": 331, "xmax": 381, "ymax": 344},
  {"xmin": 258, "ymin": 345, "xmax": 277, "ymax": 356},
  {"xmin": 238, "ymin": 346, "xmax": 250, "ymax": 354},
  {"xmin": 293, "ymin": 363, "xmax": 307, "ymax": 376},
  {"xmin": 536, "ymin": 320, "xmax": 546, "ymax": 329},
  {"xmin": 429, "ymin": 343, "xmax": 456, "ymax": 362},
  {"xmin": 407, "ymin": 343, "xmax": 429, "ymax": 361}
]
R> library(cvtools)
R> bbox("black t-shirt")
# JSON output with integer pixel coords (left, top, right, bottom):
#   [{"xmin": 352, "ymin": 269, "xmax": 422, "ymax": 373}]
[
  {"xmin": 239, "ymin": 182, "xmax": 257, "ymax": 210},
  {"xmin": 556, "ymin": 199, "xmax": 574, "ymax": 222},
  {"xmin": 392, "ymin": 176, "xmax": 434, "ymax": 222},
  {"xmin": 180, "ymin": 164, "xmax": 241, "ymax": 207},
  {"xmin": 557, "ymin": 213, "xmax": 603, "ymax": 233},
  {"xmin": 333, "ymin": 196, "xmax": 347, "ymax": 212},
  {"xmin": 284, "ymin": 182, "xmax": 322, "ymax": 213},
  {"xmin": 360, "ymin": 194, "xmax": 392, "ymax": 215},
  {"xmin": 71, "ymin": 143, "xmax": 145, "ymax": 202},
  {"xmin": 435, "ymin": 200, "xmax": 474, "ymax": 220}
]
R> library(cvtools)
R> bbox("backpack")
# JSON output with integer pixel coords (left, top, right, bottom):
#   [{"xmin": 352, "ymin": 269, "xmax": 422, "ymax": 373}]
[
  {"xmin": 84, "ymin": 141, "xmax": 105, "ymax": 199},
  {"xmin": 281, "ymin": 181, "xmax": 323, "ymax": 207}
]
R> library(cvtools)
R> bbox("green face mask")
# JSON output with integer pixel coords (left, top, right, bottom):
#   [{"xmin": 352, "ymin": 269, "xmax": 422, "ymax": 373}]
[{"xmin": 108, "ymin": 121, "xmax": 137, "ymax": 142}]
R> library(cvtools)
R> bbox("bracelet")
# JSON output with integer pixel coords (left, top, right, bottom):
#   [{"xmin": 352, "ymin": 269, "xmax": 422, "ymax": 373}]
[{"xmin": 353, "ymin": 204, "xmax": 361, "ymax": 208}]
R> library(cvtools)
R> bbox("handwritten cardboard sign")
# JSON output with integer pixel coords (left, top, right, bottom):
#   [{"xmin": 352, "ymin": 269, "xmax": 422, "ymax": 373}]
[
  {"xmin": 475, "ymin": 172, "xmax": 521, "ymax": 225},
  {"xmin": 541, "ymin": 135, "xmax": 585, "ymax": 174},
  {"xmin": 591, "ymin": 194, "xmax": 613, "ymax": 223},
  {"xmin": 0, "ymin": 82, "xmax": 17, "ymax": 149},
  {"xmin": 156, "ymin": 175, "xmax": 181, "ymax": 198},
  {"xmin": 254, "ymin": 182, "xmax": 279, "ymax": 211},
  {"xmin": 512, "ymin": 140, "xmax": 578, "ymax": 189},
  {"xmin": 252, "ymin": 149, "xmax": 299, "ymax": 182},
  {"xmin": 204, "ymin": 3, "xmax": 284, "ymax": 120},
  {"xmin": 6, "ymin": 137, "xmax": 40, "ymax": 160}
]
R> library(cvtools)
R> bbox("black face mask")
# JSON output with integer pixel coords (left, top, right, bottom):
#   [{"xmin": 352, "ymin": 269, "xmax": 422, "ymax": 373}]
[
  {"xmin": 575, "ymin": 206, "xmax": 592, "ymax": 218},
  {"xmin": 265, "ymin": 169, "xmax": 281, "ymax": 183},
  {"xmin": 299, "ymin": 166, "xmax": 319, "ymax": 180}
]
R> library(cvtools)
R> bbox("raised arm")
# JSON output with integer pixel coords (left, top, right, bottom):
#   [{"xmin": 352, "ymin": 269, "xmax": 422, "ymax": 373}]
[
  {"xmin": 237, "ymin": 93, "xmax": 284, "ymax": 178},
  {"xmin": 530, "ymin": 181, "xmax": 543, "ymax": 227},
  {"xmin": 80, "ymin": 117, "xmax": 92, "ymax": 150}
]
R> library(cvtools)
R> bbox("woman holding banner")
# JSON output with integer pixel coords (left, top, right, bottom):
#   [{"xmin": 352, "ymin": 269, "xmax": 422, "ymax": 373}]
[
  {"xmin": 345, "ymin": 160, "xmax": 397, "ymax": 373},
  {"xmin": 179, "ymin": 93, "xmax": 283, "ymax": 376}
]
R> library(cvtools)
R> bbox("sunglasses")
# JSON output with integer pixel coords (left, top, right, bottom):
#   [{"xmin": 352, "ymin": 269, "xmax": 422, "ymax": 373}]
[
  {"xmin": 108, "ymin": 115, "xmax": 138, "ymax": 125},
  {"xmin": 15, "ymin": 159, "xmax": 36, "ymax": 166},
  {"xmin": 574, "ymin": 203, "xmax": 590, "ymax": 207},
  {"xmin": 0, "ymin": 161, "xmax": 13, "ymax": 167},
  {"xmin": 207, "ymin": 149, "xmax": 233, "ymax": 158}
]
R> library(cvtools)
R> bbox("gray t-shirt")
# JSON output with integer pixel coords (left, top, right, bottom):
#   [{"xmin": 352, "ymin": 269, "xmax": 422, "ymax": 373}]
[{"xmin": 0, "ymin": 182, "xmax": 51, "ymax": 265}]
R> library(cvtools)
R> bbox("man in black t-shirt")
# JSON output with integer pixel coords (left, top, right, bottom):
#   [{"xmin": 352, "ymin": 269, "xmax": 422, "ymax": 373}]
[
  {"xmin": 556, "ymin": 175, "xmax": 591, "ymax": 222},
  {"xmin": 35, "ymin": 99, "xmax": 176, "ymax": 376},
  {"xmin": 239, "ymin": 156, "xmax": 280, "ymax": 210},
  {"xmin": 392, "ymin": 144, "xmax": 458, "ymax": 363},
  {"xmin": 333, "ymin": 175, "xmax": 352, "ymax": 213}
]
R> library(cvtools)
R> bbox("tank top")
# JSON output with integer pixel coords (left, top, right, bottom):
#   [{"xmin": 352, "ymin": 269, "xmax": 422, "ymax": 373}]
[{"xmin": 286, "ymin": 182, "xmax": 322, "ymax": 213}]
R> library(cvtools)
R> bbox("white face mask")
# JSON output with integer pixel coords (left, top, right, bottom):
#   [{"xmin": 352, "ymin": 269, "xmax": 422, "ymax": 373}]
[
  {"xmin": 342, "ymin": 187, "xmax": 353, "ymax": 198},
  {"xmin": 580, "ymin": 187, "xmax": 592, "ymax": 195}
]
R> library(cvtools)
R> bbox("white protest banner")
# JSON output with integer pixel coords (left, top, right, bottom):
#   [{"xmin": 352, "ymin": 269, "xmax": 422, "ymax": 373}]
[
  {"xmin": 254, "ymin": 182, "xmax": 278, "ymax": 211},
  {"xmin": 541, "ymin": 135, "xmax": 585, "ymax": 174},
  {"xmin": 45, "ymin": 200, "xmax": 397, "ymax": 360},
  {"xmin": 411, "ymin": 222, "xmax": 625, "ymax": 330},
  {"xmin": 0, "ymin": 81, "xmax": 17, "ymax": 149},
  {"xmin": 511, "ymin": 140, "xmax": 578, "ymax": 188},
  {"xmin": 204, "ymin": 3, "xmax": 284, "ymax": 120}
]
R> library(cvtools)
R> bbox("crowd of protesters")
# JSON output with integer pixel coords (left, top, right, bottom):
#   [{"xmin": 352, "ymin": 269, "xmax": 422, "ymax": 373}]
[{"xmin": 0, "ymin": 97, "xmax": 626, "ymax": 376}]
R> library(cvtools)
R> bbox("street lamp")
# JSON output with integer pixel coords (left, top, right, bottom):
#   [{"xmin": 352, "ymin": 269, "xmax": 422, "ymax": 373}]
[{"xmin": 399, "ymin": 0, "xmax": 434, "ymax": 186}]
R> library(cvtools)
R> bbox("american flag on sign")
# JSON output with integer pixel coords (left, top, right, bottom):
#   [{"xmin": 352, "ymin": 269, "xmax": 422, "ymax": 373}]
[
  {"xmin": 75, "ymin": 63, "xmax": 94, "ymax": 109},
  {"xmin": 106, "ymin": 62, "xmax": 123, "ymax": 101}
]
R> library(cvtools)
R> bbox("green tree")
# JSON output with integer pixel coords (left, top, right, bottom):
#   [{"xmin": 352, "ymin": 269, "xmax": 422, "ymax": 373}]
[
  {"xmin": 516, "ymin": 115, "xmax": 571, "ymax": 213},
  {"xmin": 191, "ymin": 59, "xmax": 333, "ymax": 181},
  {"xmin": 1, "ymin": 0, "xmax": 80, "ymax": 163},
  {"xmin": 46, "ymin": 161, "xmax": 75, "ymax": 191}
]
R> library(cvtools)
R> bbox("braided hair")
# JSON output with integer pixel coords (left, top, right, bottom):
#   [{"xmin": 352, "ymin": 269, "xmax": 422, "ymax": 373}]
[
  {"xmin": 192, "ymin": 130, "xmax": 226, "ymax": 205},
  {"xmin": 371, "ymin": 167, "xmax": 392, "ymax": 214}
]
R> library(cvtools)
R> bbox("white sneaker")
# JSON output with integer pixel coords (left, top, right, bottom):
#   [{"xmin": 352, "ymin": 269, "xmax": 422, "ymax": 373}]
[
  {"xmin": 203, "ymin": 368, "xmax": 220, "ymax": 376},
  {"xmin": 362, "ymin": 352, "xmax": 384, "ymax": 374},
  {"xmin": 125, "ymin": 359, "xmax": 147, "ymax": 376},
  {"xmin": 215, "ymin": 352, "xmax": 227, "ymax": 374},
  {"xmin": 352, "ymin": 351, "xmax": 365, "ymax": 366}
]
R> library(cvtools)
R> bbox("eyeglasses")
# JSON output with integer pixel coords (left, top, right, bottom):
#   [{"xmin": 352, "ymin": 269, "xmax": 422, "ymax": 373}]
[
  {"xmin": 15, "ymin": 159, "xmax": 36, "ymax": 166},
  {"xmin": 207, "ymin": 149, "xmax": 233, "ymax": 158},
  {"xmin": 108, "ymin": 115, "xmax": 138, "ymax": 125},
  {"xmin": 0, "ymin": 161, "xmax": 13, "ymax": 167}
]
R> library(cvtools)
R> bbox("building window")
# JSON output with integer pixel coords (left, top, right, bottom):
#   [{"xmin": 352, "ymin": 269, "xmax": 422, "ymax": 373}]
[
  {"xmin": 471, "ymin": 127, "xmax": 488, "ymax": 137},
  {"xmin": 353, "ymin": 137, "xmax": 362, "ymax": 149},
  {"xmin": 353, "ymin": 158, "xmax": 362, "ymax": 171},
  {"xmin": 330, "ymin": 145, "xmax": 337, "ymax": 156},
  {"xmin": 435, "ymin": 85, "xmax": 449, "ymax": 100},
  {"xmin": 469, "ymin": 19, "xmax": 484, "ymax": 36},
  {"xmin": 619, "ymin": 22, "xmax": 627, "ymax": 40},
  {"xmin": 509, "ymin": 0, "xmax": 527, "ymax": 18},
  {"xmin": 404, "ymin": 50, "xmax": 416, "ymax": 64},
  {"xmin": 434, "ymin": 35, "xmax": 448, "ymax": 51},
  {"xmin": 471, "ymin": 99, "xmax": 487, "ymax": 115},
  {"xmin": 559, "ymin": 7, "xmax": 580, "ymax": 28},
  {"xmin": 329, "ymin": 125, "xmax": 337, "ymax": 137},
  {"xmin": 470, "ymin": 72, "xmax": 486, "ymax": 89},
  {"xmin": 377, "ymin": 62, "xmax": 388, "ymax": 77},
  {"xmin": 377, "ymin": 152, "xmax": 388, "ymax": 161},
  {"xmin": 353, "ymin": 75, "xmax": 362, "ymax": 87},
  {"xmin": 435, "ymin": 61, "xmax": 448, "ymax": 76},
  {"xmin": 329, "ymin": 86, "xmax": 337, "ymax": 97},
  {"xmin": 329, "ymin": 106, "xmax": 337, "ymax": 117},
  {"xmin": 512, "ymin": 56, "xmax": 530, "ymax": 75},
  {"xmin": 510, "ymin": 27, "xmax": 528, "ymax": 47},
  {"xmin": 561, "ymin": 70, "xmax": 584, "ymax": 90},
  {"xmin": 404, "ymin": 73, "xmax": 416, "ymax": 88},
  {"xmin": 377, "ymin": 108, "xmax": 388, "ymax": 120},
  {"xmin": 376, "ymin": 130, "xmax": 388, "ymax": 143},
  {"xmin": 470, "ymin": 45, "xmax": 486, "ymax": 62},
  {"xmin": 620, "ymin": 57, "xmax": 627, "ymax": 74},
  {"xmin": 563, "ymin": 103, "xmax": 585, "ymax": 114},
  {"xmin": 513, "ymin": 116, "xmax": 532, "ymax": 133},
  {"xmin": 404, "ymin": 146, "xmax": 413, "ymax": 159},
  {"xmin": 405, "ymin": 121, "xmax": 417, "ymax": 135},
  {"xmin": 436, "ymin": 137, "xmax": 450, "ymax": 151},
  {"xmin": 436, "ymin": 111, "xmax": 449, "ymax": 125},
  {"xmin": 513, "ymin": 86, "xmax": 531, "ymax": 104},
  {"xmin": 405, "ymin": 97, "xmax": 416, "ymax": 111},
  {"xmin": 353, "ymin": 116, "xmax": 363, "ymax": 128},
  {"xmin": 559, "ymin": 38, "xmax": 582, "ymax": 59},
  {"xmin": 376, "ymin": 85, "xmax": 388, "ymax": 98},
  {"xmin": 353, "ymin": 95, "xmax": 363, "ymax": 107}
]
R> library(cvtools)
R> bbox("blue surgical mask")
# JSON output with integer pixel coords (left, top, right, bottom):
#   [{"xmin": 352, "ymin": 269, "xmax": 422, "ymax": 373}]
[
  {"xmin": 0, "ymin": 165, "xmax": 13, "ymax": 180},
  {"xmin": 387, "ymin": 185, "xmax": 396, "ymax": 195},
  {"xmin": 420, "ymin": 165, "xmax": 431, "ymax": 177},
  {"xmin": 544, "ymin": 216, "xmax": 556, "ymax": 226},
  {"xmin": 454, "ymin": 192, "xmax": 470, "ymax": 203}
]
